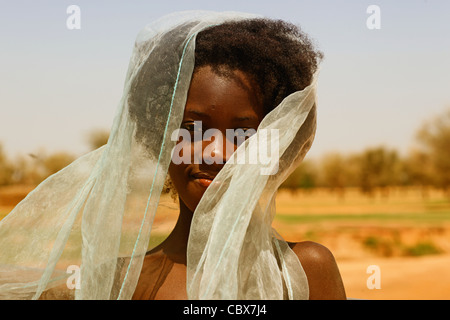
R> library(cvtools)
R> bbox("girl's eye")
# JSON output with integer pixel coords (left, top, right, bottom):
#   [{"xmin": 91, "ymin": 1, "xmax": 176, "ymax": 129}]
[
  {"xmin": 182, "ymin": 122, "xmax": 203, "ymax": 133},
  {"xmin": 181, "ymin": 122, "xmax": 204, "ymax": 143}
]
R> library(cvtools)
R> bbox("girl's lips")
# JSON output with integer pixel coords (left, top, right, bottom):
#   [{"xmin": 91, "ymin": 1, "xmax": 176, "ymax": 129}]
[
  {"xmin": 195, "ymin": 178, "xmax": 213, "ymax": 188},
  {"xmin": 191, "ymin": 172, "xmax": 216, "ymax": 188}
]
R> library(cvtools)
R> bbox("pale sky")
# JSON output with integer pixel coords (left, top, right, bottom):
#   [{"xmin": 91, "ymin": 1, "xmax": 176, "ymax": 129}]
[{"xmin": 1, "ymin": 0, "xmax": 449, "ymax": 160}]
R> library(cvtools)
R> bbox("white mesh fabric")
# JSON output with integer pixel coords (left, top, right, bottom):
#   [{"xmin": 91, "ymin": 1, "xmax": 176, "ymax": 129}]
[{"xmin": 187, "ymin": 78, "xmax": 317, "ymax": 299}]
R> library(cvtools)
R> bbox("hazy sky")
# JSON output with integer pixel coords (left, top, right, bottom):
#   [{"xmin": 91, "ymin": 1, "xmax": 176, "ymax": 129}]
[{"xmin": 1, "ymin": 0, "xmax": 449, "ymax": 160}]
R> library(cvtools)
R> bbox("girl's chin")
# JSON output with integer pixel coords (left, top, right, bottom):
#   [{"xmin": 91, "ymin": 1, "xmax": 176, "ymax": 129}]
[{"xmin": 180, "ymin": 178, "xmax": 222, "ymax": 213}]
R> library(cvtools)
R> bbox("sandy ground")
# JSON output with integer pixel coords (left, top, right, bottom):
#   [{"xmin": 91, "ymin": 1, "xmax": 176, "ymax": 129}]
[
  {"xmin": 339, "ymin": 254, "xmax": 450, "ymax": 300},
  {"xmin": 272, "ymin": 189, "xmax": 450, "ymax": 300},
  {"xmin": 2, "ymin": 185, "xmax": 450, "ymax": 300},
  {"xmin": 273, "ymin": 224, "xmax": 450, "ymax": 299}
]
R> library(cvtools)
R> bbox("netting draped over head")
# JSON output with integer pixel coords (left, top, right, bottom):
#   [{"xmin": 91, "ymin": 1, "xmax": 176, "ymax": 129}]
[{"xmin": 0, "ymin": 11, "xmax": 318, "ymax": 300}]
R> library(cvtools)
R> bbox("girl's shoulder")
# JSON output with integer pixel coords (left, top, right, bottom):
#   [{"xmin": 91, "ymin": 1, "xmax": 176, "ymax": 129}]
[{"xmin": 288, "ymin": 241, "xmax": 347, "ymax": 300}]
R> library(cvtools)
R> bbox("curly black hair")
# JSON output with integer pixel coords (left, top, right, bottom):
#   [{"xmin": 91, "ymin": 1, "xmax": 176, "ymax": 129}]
[{"xmin": 194, "ymin": 18, "xmax": 323, "ymax": 115}]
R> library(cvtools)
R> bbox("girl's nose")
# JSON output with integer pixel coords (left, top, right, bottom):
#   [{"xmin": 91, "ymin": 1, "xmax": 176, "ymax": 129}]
[{"xmin": 201, "ymin": 129, "xmax": 236, "ymax": 165}]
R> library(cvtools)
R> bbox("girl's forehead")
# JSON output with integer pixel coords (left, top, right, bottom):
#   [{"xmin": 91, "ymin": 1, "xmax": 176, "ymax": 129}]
[{"xmin": 185, "ymin": 66, "xmax": 264, "ymax": 121}]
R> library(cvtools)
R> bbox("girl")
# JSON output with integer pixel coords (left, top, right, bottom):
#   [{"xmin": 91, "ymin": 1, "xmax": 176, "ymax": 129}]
[{"xmin": 133, "ymin": 16, "xmax": 345, "ymax": 300}]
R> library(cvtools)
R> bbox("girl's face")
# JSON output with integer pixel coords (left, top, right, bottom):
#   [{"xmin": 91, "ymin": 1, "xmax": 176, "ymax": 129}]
[{"xmin": 168, "ymin": 66, "xmax": 265, "ymax": 213}]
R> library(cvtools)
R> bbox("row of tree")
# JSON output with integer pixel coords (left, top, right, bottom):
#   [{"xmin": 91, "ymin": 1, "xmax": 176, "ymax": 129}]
[
  {"xmin": 0, "ymin": 129, "xmax": 109, "ymax": 186},
  {"xmin": 1, "ymin": 108, "xmax": 449, "ymax": 196},
  {"xmin": 281, "ymin": 108, "xmax": 450, "ymax": 197}
]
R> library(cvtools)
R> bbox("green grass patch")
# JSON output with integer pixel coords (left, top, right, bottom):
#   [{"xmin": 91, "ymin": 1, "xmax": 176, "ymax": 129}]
[
  {"xmin": 275, "ymin": 212, "xmax": 450, "ymax": 224},
  {"xmin": 404, "ymin": 242, "xmax": 443, "ymax": 256}
]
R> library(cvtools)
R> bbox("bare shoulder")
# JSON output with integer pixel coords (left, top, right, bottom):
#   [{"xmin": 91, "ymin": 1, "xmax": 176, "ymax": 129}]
[{"xmin": 289, "ymin": 241, "xmax": 347, "ymax": 300}]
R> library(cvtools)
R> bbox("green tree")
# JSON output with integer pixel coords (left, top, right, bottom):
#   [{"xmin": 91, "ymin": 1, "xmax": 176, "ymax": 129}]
[
  {"xmin": 355, "ymin": 146, "xmax": 401, "ymax": 197},
  {"xmin": 0, "ymin": 143, "xmax": 14, "ymax": 185},
  {"xmin": 24, "ymin": 151, "xmax": 76, "ymax": 184},
  {"xmin": 404, "ymin": 150, "xmax": 434, "ymax": 197},
  {"xmin": 42, "ymin": 152, "xmax": 76, "ymax": 176},
  {"xmin": 320, "ymin": 152, "xmax": 348, "ymax": 198},
  {"xmin": 280, "ymin": 159, "xmax": 318, "ymax": 193},
  {"xmin": 415, "ymin": 108, "xmax": 450, "ymax": 195}
]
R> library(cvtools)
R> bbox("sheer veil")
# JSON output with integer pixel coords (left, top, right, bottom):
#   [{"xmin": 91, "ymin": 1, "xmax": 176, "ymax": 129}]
[{"xmin": 0, "ymin": 11, "xmax": 318, "ymax": 300}]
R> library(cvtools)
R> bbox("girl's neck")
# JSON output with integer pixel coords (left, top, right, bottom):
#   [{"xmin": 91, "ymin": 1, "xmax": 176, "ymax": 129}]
[{"xmin": 151, "ymin": 198, "xmax": 193, "ymax": 264}]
